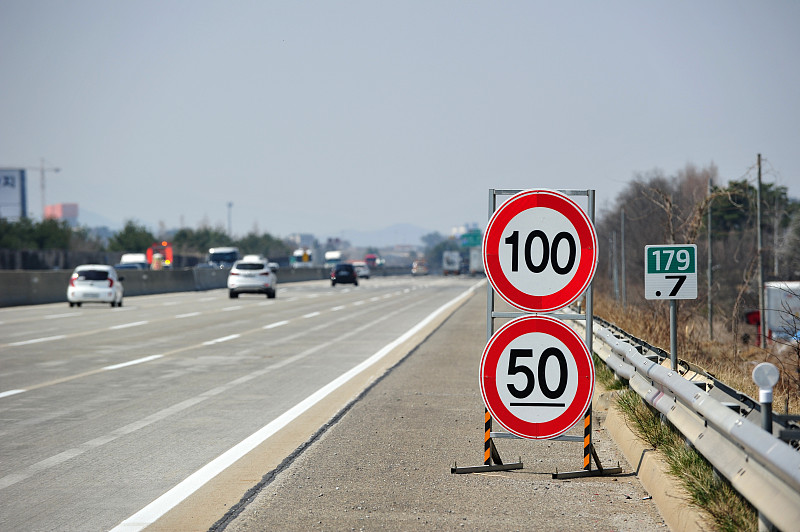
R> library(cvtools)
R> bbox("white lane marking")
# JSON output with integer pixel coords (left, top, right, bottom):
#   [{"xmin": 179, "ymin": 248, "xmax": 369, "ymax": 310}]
[
  {"xmin": 110, "ymin": 281, "xmax": 482, "ymax": 532},
  {"xmin": 331, "ymin": 306, "xmax": 345, "ymax": 311},
  {"xmin": 0, "ymin": 307, "xmax": 381, "ymax": 490},
  {"xmin": 9, "ymin": 335, "xmax": 66, "ymax": 346},
  {"xmin": 263, "ymin": 321, "xmax": 289, "ymax": 329},
  {"xmin": 202, "ymin": 334, "xmax": 240, "ymax": 345},
  {"xmin": 353, "ymin": 301, "xmax": 365, "ymax": 306},
  {"xmin": 0, "ymin": 389, "xmax": 25, "ymax": 399},
  {"xmin": 175, "ymin": 312, "xmax": 200, "ymax": 319},
  {"xmin": 303, "ymin": 312, "xmax": 320, "ymax": 319},
  {"xmin": 109, "ymin": 321, "xmax": 148, "ymax": 330},
  {"xmin": 162, "ymin": 302, "xmax": 179, "ymax": 306},
  {"xmin": 257, "ymin": 301, "xmax": 275, "ymax": 306},
  {"xmin": 45, "ymin": 312, "xmax": 82, "ymax": 319},
  {"xmin": 104, "ymin": 355, "xmax": 164, "ymax": 371},
  {"xmin": 222, "ymin": 306, "xmax": 241, "ymax": 312}
]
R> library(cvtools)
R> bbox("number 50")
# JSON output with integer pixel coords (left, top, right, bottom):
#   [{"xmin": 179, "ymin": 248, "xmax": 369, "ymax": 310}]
[{"xmin": 507, "ymin": 347, "xmax": 568, "ymax": 399}]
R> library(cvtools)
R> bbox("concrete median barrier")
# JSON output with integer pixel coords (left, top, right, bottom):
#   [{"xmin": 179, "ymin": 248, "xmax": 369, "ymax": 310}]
[{"xmin": 0, "ymin": 266, "xmax": 413, "ymax": 307}]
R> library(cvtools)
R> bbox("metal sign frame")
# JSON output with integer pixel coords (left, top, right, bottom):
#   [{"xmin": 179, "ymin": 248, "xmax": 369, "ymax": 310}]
[{"xmin": 453, "ymin": 188, "xmax": 621, "ymax": 477}]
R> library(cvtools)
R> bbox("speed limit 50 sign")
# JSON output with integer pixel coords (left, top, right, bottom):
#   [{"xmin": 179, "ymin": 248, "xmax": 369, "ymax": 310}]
[
  {"xmin": 483, "ymin": 189, "xmax": 598, "ymax": 312},
  {"xmin": 480, "ymin": 315, "xmax": 595, "ymax": 440}
]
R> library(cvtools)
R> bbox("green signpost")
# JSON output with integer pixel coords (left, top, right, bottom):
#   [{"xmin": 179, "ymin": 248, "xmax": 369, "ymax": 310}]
[{"xmin": 644, "ymin": 244, "xmax": 698, "ymax": 371}]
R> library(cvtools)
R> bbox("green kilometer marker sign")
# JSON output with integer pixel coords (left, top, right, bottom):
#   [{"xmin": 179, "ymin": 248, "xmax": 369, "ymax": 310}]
[{"xmin": 644, "ymin": 244, "xmax": 698, "ymax": 300}]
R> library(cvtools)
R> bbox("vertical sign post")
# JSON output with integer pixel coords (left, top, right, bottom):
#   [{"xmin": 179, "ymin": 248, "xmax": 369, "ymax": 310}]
[{"xmin": 644, "ymin": 244, "xmax": 698, "ymax": 370}]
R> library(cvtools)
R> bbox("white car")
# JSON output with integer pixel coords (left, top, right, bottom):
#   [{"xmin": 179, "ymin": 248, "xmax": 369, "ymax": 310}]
[
  {"xmin": 227, "ymin": 256, "xmax": 278, "ymax": 299},
  {"xmin": 353, "ymin": 261, "xmax": 371, "ymax": 279},
  {"xmin": 67, "ymin": 264, "xmax": 124, "ymax": 307}
]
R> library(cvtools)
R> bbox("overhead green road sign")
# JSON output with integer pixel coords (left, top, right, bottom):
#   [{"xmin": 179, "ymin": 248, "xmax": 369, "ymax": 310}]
[
  {"xmin": 644, "ymin": 244, "xmax": 698, "ymax": 300},
  {"xmin": 461, "ymin": 230, "xmax": 482, "ymax": 248}
]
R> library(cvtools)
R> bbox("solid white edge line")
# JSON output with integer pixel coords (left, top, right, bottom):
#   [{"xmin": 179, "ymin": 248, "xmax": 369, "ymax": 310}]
[
  {"xmin": 0, "ymin": 389, "xmax": 26, "ymax": 399},
  {"xmin": 103, "ymin": 355, "xmax": 164, "ymax": 371},
  {"xmin": 110, "ymin": 280, "xmax": 482, "ymax": 532}
]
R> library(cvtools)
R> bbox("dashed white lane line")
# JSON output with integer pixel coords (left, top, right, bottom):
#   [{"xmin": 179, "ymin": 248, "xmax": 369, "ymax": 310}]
[
  {"xmin": 104, "ymin": 355, "xmax": 164, "ymax": 371},
  {"xmin": 109, "ymin": 321, "xmax": 148, "ymax": 330},
  {"xmin": 9, "ymin": 335, "xmax": 66, "ymax": 346},
  {"xmin": 202, "ymin": 334, "xmax": 241, "ymax": 346},
  {"xmin": 263, "ymin": 321, "xmax": 289, "ymax": 329},
  {"xmin": 109, "ymin": 280, "xmax": 481, "ymax": 532}
]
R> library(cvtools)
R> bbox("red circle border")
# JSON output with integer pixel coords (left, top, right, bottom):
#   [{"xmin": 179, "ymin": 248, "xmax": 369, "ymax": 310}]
[
  {"xmin": 479, "ymin": 315, "xmax": 595, "ymax": 440},
  {"xmin": 483, "ymin": 189, "xmax": 598, "ymax": 312}
]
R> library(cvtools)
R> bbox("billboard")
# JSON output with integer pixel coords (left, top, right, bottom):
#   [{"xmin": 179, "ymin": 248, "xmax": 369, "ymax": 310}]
[{"xmin": 0, "ymin": 168, "xmax": 27, "ymax": 221}]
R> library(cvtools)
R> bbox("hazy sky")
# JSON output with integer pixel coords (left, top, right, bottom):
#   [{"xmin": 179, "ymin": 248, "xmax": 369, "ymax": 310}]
[{"xmin": 1, "ymin": 1, "xmax": 798, "ymax": 242}]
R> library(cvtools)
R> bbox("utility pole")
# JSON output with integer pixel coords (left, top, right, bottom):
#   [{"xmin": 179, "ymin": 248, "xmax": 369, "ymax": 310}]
[
  {"xmin": 757, "ymin": 154, "xmax": 766, "ymax": 349},
  {"xmin": 35, "ymin": 158, "xmax": 60, "ymax": 219},
  {"xmin": 621, "ymin": 208, "xmax": 626, "ymax": 309},
  {"xmin": 227, "ymin": 201, "xmax": 233, "ymax": 236},
  {"xmin": 708, "ymin": 177, "xmax": 714, "ymax": 340}
]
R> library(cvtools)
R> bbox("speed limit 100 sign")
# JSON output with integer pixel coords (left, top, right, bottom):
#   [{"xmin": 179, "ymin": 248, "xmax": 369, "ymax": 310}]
[
  {"xmin": 483, "ymin": 189, "xmax": 598, "ymax": 312},
  {"xmin": 480, "ymin": 315, "xmax": 595, "ymax": 439}
]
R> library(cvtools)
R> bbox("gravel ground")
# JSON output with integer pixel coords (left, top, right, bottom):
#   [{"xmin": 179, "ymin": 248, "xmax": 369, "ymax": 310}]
[{"xmin": 220, "ymin": 290, "xmax": 668, "ymax": 531}]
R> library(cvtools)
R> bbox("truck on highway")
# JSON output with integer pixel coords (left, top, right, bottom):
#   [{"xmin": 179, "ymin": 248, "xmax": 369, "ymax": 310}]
[
  {"xmin": 442, "ymin": 250, "xmax": 461, "ymax": 276},
  {"xmin": 324, "ymin": 250, "xmax": 344, "ymax": 269},
  {"xmin": 291, "ymin": 248, "xmax": 314, "ymax": 268},
  {"xmin": 468, "ymin": 247, "xmax": 484, "ymax": 276},
  {"xmin": 207, "ymin": 247, "xmax": 240, "ymax": 269}
]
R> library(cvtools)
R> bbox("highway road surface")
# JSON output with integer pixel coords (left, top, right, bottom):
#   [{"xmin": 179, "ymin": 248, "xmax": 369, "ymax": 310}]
[{"xmin": 0, "ymin": 275, "xmax": 481, "ymax": 531}]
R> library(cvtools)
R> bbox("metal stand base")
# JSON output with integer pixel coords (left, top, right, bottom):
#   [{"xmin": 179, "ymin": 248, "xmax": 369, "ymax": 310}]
[
  {"xmin": 552, "ymin": 444, "xmax": 623, "ymax": 479},
  {"xmin": 451, "ymin": 439, "xmax": 524, "ymax": 474}
]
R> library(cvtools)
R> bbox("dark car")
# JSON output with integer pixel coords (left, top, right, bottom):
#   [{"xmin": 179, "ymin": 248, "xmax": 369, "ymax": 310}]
[{"xmin": 331, "ymin": 263, "xmax": 358, "ymax": 286}]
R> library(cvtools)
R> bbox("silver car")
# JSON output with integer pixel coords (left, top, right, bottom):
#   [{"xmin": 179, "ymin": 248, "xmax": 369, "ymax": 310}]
[
  {"xmin": 67, "ymin": 264, "xmax": 124, "ymax": 307},
  {"xmin": 227, "ymin": 256, "xmax": 278, "ymax": 299}
]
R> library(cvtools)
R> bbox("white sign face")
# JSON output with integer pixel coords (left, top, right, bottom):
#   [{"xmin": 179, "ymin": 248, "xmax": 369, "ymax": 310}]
[
  {"xmin": 494, "ymin": 331, "xmax": 580, "ymax": 425},
  {"xmin": 480, "ymin": 315, "xmax": 595, "ymax": 440},
  {"xmin": 497, "ymin": 207, "xmax": 581, "ymax": 299},
  {"xmin": 644, "ymin": 244, "xmax": 698, "ymax": 300},
  {"xmin": 483, "ymin": 189, "xmax": 598, "ymax": 312},
  {"xmin": 0, "ymin": 168, "xmax": 26, "ymax": 221}
]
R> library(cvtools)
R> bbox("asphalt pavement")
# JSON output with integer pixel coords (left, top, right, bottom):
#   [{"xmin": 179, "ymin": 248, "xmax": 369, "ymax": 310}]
[{"xmin": 215, "ymin": 288, "xmax": 668, "ymax": 531}]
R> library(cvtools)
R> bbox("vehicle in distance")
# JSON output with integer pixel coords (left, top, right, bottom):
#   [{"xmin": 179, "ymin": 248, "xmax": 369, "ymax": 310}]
[
  {"xmin": 67, "ymin": 264, "xmax": 124, "ymax": 307},
  {"xmin": 411, "ymin": 260, "xmax": 429, "ymax": 276},
  {"xmin": 227, "ymin": 255, "xmax": 277, "ymax": 298},
  {"xmin": 352, "ymin": 261, "xmax": 371, "ymax": 279},
  {"xmin": 115, "ymin": 252, "xmax": 149, "ymax": 270},
  {"xmin": 442, "ymin": 250, "xmax": 461, "ymax": 276},
  {"xmin": 208, "ymin": 247, "xmax": 241, "ymax": 269},
  {"xmin": 331, "ymin": 263, "xmax": 358, "ymax": 286}
]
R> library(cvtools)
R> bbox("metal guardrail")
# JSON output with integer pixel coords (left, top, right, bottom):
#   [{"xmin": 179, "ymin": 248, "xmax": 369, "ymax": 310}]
[{"xmin": 577, "ymin": 316, "xmax": 800, "ymax": 532}]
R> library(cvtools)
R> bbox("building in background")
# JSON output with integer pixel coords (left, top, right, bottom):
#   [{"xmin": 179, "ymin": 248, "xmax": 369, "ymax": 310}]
[
  {"xmin": 0, "ymin": 168, "xmax": 27, "ymax": 221},
  {"xmin": 44, "ymin": 203, "xmax": 79, "ymax": 227}
]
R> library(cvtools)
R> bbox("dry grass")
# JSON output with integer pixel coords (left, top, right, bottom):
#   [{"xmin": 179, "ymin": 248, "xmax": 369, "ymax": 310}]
[
  {"xmin": 616, "ymin": 390, "xmax": 758, "ymax": 532},
  {"xmin": 594, "ymin": 294, "xmax": 800, "ymax": 415}
]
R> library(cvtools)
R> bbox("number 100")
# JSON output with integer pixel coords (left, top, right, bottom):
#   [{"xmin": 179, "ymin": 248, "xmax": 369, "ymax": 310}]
[{"xmin": 504, "ymin": 230, "xmax": 576, "ymax": 274}]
